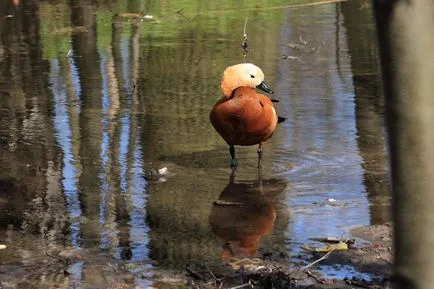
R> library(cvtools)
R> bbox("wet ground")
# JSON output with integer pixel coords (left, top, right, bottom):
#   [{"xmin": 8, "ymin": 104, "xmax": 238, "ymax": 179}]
[{"xmin": 0, "ymin": 0, "xmax": 390, "ymax": 288}]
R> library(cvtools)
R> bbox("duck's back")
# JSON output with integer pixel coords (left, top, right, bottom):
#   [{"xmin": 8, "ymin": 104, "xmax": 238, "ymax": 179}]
[{"xmin": 210, "ymin": 87, "xmax": 278, "ymax": 146}]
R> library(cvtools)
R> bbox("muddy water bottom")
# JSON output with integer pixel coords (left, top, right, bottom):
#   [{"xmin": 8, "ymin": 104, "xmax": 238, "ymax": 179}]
[
  {"xmin": 0, "ymin": 230, "xmax": 183, "ymax": 289},
  {"xmin": 0, "ymin": 222, "xmax": 392, "ymax": 289}
]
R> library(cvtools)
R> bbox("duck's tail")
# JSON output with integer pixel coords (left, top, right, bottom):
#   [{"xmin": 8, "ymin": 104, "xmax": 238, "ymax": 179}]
[
  {"xmin": 278, "ymin": 116, "xmax": 286, "ymax": 123},
  {"xmin": 270, "ymin": 98, "xmax": 286, "ymax": 123}
]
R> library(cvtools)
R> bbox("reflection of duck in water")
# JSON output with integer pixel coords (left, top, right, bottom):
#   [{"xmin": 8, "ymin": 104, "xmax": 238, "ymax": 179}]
[{"xmin": 209, "ymin": 171, "xmax": 286, "ymax": 260}]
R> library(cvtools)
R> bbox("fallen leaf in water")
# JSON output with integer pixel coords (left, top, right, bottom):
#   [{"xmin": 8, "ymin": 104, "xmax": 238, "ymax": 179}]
[
  {"xmin": 310, "ymin": 237, "xmax": 355, "ymax": 245},
  {"xmin": 301, "ymin": 242, "xmax": 348, "ymax": 253}
]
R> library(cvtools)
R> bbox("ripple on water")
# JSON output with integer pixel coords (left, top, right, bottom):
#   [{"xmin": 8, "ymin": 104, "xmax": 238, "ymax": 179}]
[{"xmin": 271, "ymin": 148, "xmax": 370, "ymax": 262}]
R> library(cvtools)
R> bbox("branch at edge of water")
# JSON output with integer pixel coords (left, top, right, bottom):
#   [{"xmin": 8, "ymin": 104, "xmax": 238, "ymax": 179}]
[{"xmin": 188, "ymin": 0, "xmax": 347, "ymax": 17}]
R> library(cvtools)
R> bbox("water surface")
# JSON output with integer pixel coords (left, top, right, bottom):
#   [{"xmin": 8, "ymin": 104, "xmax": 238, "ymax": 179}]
[{"xmin": 0, "ymin": 0, "xmax": 389, "ymax": 287}]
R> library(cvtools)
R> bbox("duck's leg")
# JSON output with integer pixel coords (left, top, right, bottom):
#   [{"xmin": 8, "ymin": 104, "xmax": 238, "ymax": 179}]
[
  {"xmin": 257, "ymin": 163, "xmax": 263, "ymax": 193},
  {"xmin": 229, "ymin": 145, "xmax": 238, "ymax": 167},
  {"xmin": 230, "ymin": 166, "xmax": 236, "ymax": 184},
  {"xmin": 257, "ymin": 143, "xmax": 263, "ymax": 169}
]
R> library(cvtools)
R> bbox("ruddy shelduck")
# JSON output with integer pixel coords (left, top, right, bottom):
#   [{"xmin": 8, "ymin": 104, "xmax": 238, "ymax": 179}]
[{"xmin": 210, "ymin": 63, "xmax": 278, "ymax": 168}]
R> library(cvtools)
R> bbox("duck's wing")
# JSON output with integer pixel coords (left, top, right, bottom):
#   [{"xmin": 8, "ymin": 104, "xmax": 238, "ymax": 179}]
[{"xmin": 267, "ymin": 97, "xmax": 285, "ymax": 122}]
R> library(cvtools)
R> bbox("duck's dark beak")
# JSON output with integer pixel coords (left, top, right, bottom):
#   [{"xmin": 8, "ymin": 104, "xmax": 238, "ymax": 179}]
[{"xmin": 256, "ymin": 81, "xmax": 273, "ymax": 94}]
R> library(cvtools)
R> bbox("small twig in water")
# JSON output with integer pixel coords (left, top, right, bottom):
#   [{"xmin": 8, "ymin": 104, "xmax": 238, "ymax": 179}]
[
  {"xmin": 186, "ymin": 263, "xmax": 205, "ymax": 280},
  {"xmin": 298, "ymin": 34, "xmax": 307, "ymax": 45},
  {"xmin": 229, "ymin": 279, "xmax": 254, "ymax": 289},
  {"xmin": 214, "ymin": 200, "xmax": 244, "ymax": 206},
  {"xmin": 190, "ymin": 280, "xmax": 201, "ymax": 289},
  {"xmin": 176, "ymin": 8, "xmax": 189, "ymax": 19},
  {"xmin": 282, "ymin": 55, "xmax": 300, "ymax": 61},
  {"xmin": 376, "ymin": 249, "xmax": 392, "ymax": 264},
  {"xmin": 306, "ymin": 270, "xmax": 325, "ymax": 284},
  {"xmin": 205, "ymin": 265, "xmax": 222, "ymax": 287},
  {"xmin": 66, "ymin": 49, "xmax": 74, "ymax": 64},
  {"xmin": 300, "ymin": 249, "xmax": 334, "ymax": 271},
  {"xmin": 205, "ymin": 278, "xmax": 226, "ymax": 288},
  {"xmin": 241, "ymin": 17, "xmax": 248, "ymax": 59},
  {"xmin": 45, "ymin": 252, "xmax": 70, "ymax": 265}
]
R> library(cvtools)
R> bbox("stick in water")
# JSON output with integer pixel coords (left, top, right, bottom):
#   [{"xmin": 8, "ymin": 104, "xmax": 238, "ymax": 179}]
[{"xmin": 241, "ymin": 17, "xmax": 248, "ymax": 60}]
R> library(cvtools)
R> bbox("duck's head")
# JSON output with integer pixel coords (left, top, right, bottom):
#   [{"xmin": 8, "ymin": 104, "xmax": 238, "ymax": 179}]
[{"xmin": 220, "ymin": 63, "xmax": 273, "ymax": 98}]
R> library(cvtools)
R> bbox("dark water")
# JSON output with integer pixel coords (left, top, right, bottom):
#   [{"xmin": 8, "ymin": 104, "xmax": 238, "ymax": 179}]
[{"xmin": 0, "ymin": 0, "xmax": 389, "ymax": 288}]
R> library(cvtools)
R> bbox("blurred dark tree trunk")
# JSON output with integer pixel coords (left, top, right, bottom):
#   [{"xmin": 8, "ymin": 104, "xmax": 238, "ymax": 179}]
[
  {"xmin": 70, "ymin": 0, "xmax": 102, "ymax": 239},
  {"xmin": 373, "ymin": 0, "xmax": 434, "ymax": 288},
  {"xmin": 0, "ymin": 0, "xmax": 59, "ymax": 230}
]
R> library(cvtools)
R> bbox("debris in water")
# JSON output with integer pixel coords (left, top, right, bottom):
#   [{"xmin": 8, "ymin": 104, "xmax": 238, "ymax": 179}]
[
  {"xmin": 301, "ymin": 237, "xmax": 355, "ymax": 253},
  {"xmin": 158, "ymin": 167, "xmax": 169, "ymax": 182},
  {"xmin": 310, "ymin": 237, "xmax": 355, "ymax": 245},
  {"xmin": 282, "ymin": 54, "xmax": 300, "ymax": 61},
  {"xmin": 158, "ymin": 167, "xmax": 169, "ymax": 176},
  {"xmin": 241, "ymin": 17, "xmax": 249, "ymax": 57},
  {"xmin": 301, "ymin": 242, "xmax": 348, "ymax": 253}
]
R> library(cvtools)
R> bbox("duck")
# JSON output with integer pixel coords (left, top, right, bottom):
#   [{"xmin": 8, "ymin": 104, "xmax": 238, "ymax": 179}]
[{"xmin": 210, "ymin": 63, "xmax": 279, "ymax": 168}]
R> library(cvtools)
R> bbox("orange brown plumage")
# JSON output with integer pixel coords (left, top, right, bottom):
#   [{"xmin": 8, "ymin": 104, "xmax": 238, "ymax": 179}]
[{"xmin": 210, "ymin": 63, "xmax": 278, "ymax": 168}]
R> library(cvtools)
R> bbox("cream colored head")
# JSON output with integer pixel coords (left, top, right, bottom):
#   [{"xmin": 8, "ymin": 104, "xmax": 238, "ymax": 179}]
[{"xmin": 220, "ymin": 63, "xmax": 271, "ymax": 97}]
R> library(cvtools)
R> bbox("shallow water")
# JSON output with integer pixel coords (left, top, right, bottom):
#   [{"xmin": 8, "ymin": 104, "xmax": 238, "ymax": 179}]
[{"xmin": 0, "ymin": 0, "xmax": 389, "ymax": 288}]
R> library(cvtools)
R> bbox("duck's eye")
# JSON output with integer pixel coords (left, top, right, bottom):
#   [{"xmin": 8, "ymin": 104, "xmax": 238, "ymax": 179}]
[{"xmin": 250, "ymin": 75, "xmax": 255, "ymax": 78}]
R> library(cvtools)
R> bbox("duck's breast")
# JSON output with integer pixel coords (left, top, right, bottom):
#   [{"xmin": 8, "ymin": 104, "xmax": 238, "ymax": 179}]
[{"xmin": 210, "ymin": 87, "xmax": 277, "ymax": 146}]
